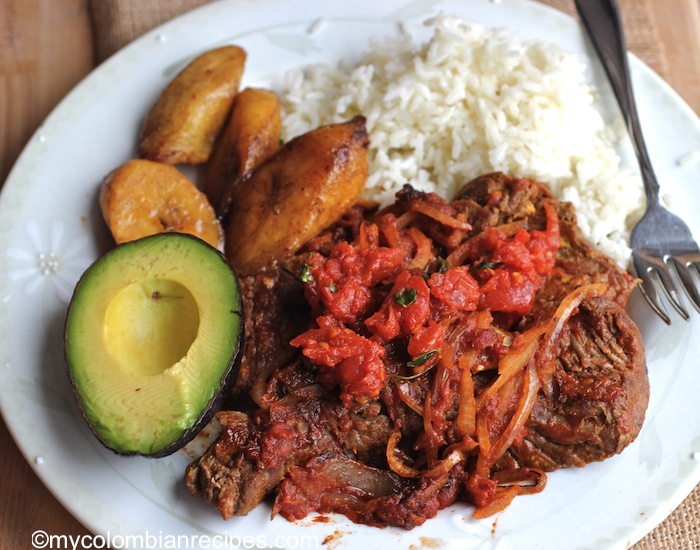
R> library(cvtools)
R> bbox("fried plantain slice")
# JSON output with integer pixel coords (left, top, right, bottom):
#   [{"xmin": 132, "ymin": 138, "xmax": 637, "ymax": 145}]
[
  {"xmin": 224, "ymin": 116, "xmax": 369, "ymax": 275},
  {"xmin": 100, "ymin": 159, "xmax": 223, "ymax": 248},
  {"xmin": 138, "ymin": 45, "xmax": 246, "ymax": 165},
  {"xmin": 202, "ymin": 87, "xmax": 282, "ymax": 218}
]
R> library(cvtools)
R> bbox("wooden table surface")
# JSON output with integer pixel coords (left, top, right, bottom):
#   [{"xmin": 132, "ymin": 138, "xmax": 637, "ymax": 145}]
[{"xmin": 1, "ymin": 0, "xmax": 699, "ymax": 548}]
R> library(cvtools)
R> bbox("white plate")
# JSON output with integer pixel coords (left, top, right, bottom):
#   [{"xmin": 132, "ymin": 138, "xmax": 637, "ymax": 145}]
[{"xmin": 2, "ymin": 0, "xmax": 700, "ymax": 548}]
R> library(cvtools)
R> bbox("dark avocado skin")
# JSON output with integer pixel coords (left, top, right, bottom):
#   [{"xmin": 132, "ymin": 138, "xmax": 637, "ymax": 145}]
[{"xmin": 64, "ymin": 233, "xmax": 244, "ymax": 458}]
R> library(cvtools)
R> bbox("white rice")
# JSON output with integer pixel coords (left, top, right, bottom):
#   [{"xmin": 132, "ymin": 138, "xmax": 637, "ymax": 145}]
[{"xmin": 280, "ymin": 15, "xmax": 644, "ymax": 265}]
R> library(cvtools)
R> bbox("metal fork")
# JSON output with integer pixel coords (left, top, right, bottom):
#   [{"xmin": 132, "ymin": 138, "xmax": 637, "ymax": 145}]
[{"xmin": 574, "ymin": 0, "xmax": 700, "ymax": 325}]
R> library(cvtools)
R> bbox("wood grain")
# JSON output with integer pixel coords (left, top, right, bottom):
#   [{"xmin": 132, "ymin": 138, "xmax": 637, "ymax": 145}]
[
  {"xmin": 0, "ymin": 0, "xmax": 94, "ymax": 185},
  {"xmin": 1, "ymin": 0, "xmax": 95, "ymax": 546},
  {"xmin": 648, "ymin": 0, "xmax": 700, "ymax": 114},
  {"xmin": 0, "ymin": 1, "xmax": 699, "ymax": 549},
  {"xmin": 0, "ymin": 420, "xmax": 92, "ymax": 548}
]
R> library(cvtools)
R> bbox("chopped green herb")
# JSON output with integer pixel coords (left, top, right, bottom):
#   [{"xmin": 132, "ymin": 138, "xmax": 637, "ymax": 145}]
[
  {"xmin": 390, "ymin": 369, "xmax": 434, "ymax": 381},
  {"xmin": 394, "ymin": 288, "xmax": 418, "ymax": 307},
  {"xmin": 437, "ymin": 257, "xmax": 450, "ymax": 274},
  {"xmin": 328, "ymin": 283, "xmax": 337, "ymax": 293},
  {"xmin": 472, "ymin": 260, "xmax": 503, "ymax": 272},
  {"xmin": 390, "ymin": 351, "xmax": 440, "ymax": 380},
  {"xmin": 300, "ymin": 263, "xmax": 314, "ymax": 283},
  {"xmin": 407, "ymin": 349, "xmax": 438, "ymax": 367}
]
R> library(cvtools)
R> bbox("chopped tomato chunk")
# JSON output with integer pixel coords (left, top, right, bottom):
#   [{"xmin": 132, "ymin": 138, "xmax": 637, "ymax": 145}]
[
  {"xmin": 407, "ymin": 320, "xmax": 446, "ymax": 358},
  {"xmin": 365, "ymin": 270, "xmax": 431, "ymax": 342},
  {"xmin": 428, "ymin": 266, "xmax": 480, "ymax": 313},
  {"xmin": 290, "ymin": 315, "xmax": 386, "ymax": 406},
  {"xmin": 302, "ymin": 231, "xmax": 405, "ymax": 323}
]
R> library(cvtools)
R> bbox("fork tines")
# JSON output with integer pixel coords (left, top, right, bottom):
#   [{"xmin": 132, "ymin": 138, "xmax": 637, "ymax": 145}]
[{"xmin": 632, "ymin": 249, "xmax": 700, "ymax": 325}]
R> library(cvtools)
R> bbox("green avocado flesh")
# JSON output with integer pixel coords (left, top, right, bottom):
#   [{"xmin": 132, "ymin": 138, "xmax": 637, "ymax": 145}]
[{"xmin": 65, "ymin": 233, "xmax": 242, "ymax": 457}]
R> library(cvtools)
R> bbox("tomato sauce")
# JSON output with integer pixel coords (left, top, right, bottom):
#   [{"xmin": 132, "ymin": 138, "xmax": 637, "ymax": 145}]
[{"xmin": 291, "ymin": 193, "xmax": 560, "ymax": 407}]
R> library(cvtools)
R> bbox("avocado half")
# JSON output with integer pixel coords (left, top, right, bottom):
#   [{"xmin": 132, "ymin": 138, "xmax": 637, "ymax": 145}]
[{"xmin": 64, "ymin": 232, "xmax": 243, "ymax": 457}]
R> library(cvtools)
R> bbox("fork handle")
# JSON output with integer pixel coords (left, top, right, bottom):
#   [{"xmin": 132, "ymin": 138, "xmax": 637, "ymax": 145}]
[{"xmin": 574, "ymin": 0, "xmax": 660, "ymax": 204}]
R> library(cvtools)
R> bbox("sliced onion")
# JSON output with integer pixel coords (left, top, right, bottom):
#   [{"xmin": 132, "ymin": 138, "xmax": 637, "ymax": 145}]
[
  {"xmin": 421, "ymin": 448, "xmax": 466, "ymax": 479},
  {"xmin": 471, "ymin": 484, "xmax": 521, "ymax": 519},
  {"xmin": 477, "ymin": 323, "xmax": 546, "ymax": 407},
  {"xmin": 475, "ymin": 405, "xmax": 493, "ymax": 459},
  {"xmin": 386, "ymin": 431, "xmax": 421, "ymax": 478},
  {"xmin": 482, "ymin": 362, "xmax": 540, "ymax": 466},
  {"xmin": 492, "ymin": 467, "xmax": 547, "ymax": 495},
  {"xmin": 394, "ymin": 381, "xmax": 425, "ymax": 415},
  {"xmin": 315, "ymin": 454, "xmax": 404, "ymax": 497},
  {"xmin": 429, "ymin": 351, "xmax": 451, "ymax": 403},
  {"xmin": 379, "ymin": 216, "xmax": 406, "ymax": 250},
  {"xmin": 356, "ymin": 222, "xmax": 371, "ymax": 249},
  {"xmin": 413, "ymin": 201, "xmax": 472, "ymax": 230},
  {"xmin": 456, "ymin": 353, "xmax": 477, "ymax": 438},
  {"xmin": 442, "ymin": 437, "xmax": 479, "ymax": 458},
  {"xmin": 249, "ymin": 375, "xmax": 267, "ymax": 408},
  {"xmin": 422, "ymin": 391, "xmax": 440, "ymax": 466},
  {"xmin": 249, "ymin": 361, "xmax": 284, "ymax": 408},
  {"xmin": 472, "ymin": 467, "xmax": 547, "ymax": 519},
  {"xmin": 407, "ymin": 227, "xmax": 434, "ymax": 270},
  {"xmin": 473, "ymin": 324, "xmax": 545, "ymax": 467},
  {"xmin": 395, "ymin": 210, "xmax": 417, "ymax": 230},
  {"xmin": 536, "ymin": 283, "xmax": 608, "ymax": 397}
]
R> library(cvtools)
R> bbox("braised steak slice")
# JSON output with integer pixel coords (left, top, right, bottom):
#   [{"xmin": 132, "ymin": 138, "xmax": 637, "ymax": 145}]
[
  {"xmin": 230, "ymin": 258, "xmax": 311, "ymax": 404},
  {"xmin": 510, "ymin": 295, "xmax": 648, "ymax": 470},
  {"xmin": 185, "ymin": 382, "xmax": 394, "ymax": 519},
  {"xmin": 456, "ymin": 174, "xmax": 647, "ymax": 469}
]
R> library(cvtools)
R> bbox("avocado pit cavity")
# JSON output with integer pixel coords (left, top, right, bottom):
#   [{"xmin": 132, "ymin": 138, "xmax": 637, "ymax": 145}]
[{"xmin": 105, "ymin": 279, "xmax": 200, "ymax": 377}]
